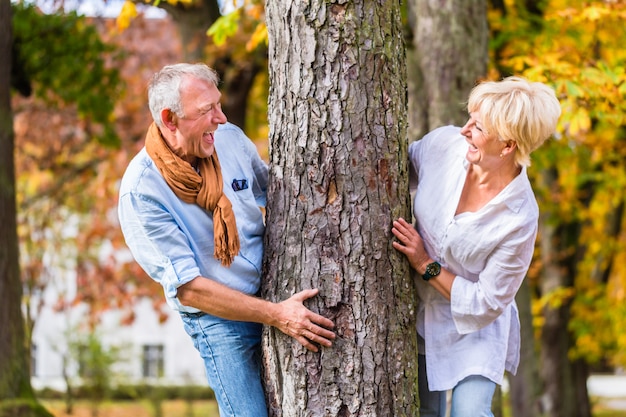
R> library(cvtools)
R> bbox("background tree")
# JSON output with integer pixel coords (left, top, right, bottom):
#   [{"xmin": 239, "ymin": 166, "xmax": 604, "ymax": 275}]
[
  {"xmin": 0, "ymin": 1, "xmax": 51, "ymax": 415},
  {"xmin": 487, "ymin": 2, "xmax": 626, "ymax": 416},
  {"xmin": 3, "ymin": 4, "xmax": 131, "ymax": 414},
  {"xmin": 69, "ymin": 330, "xmax": 127, "ymax": 417},
  {"xmin": 11, "ymin": 1, "xmax": 131, "ymax": 338},
  {"xmin": 261, "ymin": 1, "xmax": 418, "ymax": 415},
  {"xmin": 407, "ymin": 0, "xmax": 488, "ymax": 139},
  {"xmin": 121, "ymin": 0, "xmax": 267, "ymax": 130}
]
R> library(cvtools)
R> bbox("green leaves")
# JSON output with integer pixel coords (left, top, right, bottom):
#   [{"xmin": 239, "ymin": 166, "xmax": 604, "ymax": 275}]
[
  {"xmin": 12, "ymin": 3, "xmax": 123, "ymax": 146},
  {"xmin": 207, "ymin": 9, "xmax": 241, "ymax": 46}
]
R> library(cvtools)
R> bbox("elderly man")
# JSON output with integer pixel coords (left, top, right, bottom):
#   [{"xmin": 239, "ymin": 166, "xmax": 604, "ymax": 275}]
[{"xmin": 118, "ymin": 63, "xmax": 335, "ymax": 416}]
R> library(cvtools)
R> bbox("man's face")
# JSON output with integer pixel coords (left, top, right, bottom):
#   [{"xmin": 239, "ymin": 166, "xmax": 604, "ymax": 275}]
[{"xmin": 168, "ymin": 76, "xmax": 227, "ymax": 163}]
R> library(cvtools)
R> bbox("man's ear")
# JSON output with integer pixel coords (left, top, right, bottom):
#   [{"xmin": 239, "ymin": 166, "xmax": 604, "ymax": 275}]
[{"xmin": 161, "ymin": 109, "xmax": 178, "ymax": 132}]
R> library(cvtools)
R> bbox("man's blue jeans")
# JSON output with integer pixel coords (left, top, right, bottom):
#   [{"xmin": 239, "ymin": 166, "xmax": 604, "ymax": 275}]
[
  {"xmin": 180, "ymin": 312, "xmax": 268, "ymax": 417},
  {"xmin": 418, "ymin": 354, "xmax": 496, "ymax": 417}
]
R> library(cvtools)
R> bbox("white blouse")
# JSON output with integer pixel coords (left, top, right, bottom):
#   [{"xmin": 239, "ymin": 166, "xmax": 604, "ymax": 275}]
[{"xmin": 410, "ymin": 125, "xmax": 538, "ymax": 391}]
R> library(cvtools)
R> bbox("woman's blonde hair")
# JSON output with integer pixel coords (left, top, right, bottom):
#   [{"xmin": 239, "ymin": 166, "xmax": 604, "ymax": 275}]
[{"xmin": 467, "ymin": 76, "xmax": 561, "ymax": 167}]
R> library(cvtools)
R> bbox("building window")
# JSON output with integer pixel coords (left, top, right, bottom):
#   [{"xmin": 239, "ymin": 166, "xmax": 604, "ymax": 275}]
[
  {"xmin": 142, "ymin": 344, "xmax": 164, "ymax": 378},
  {"xmin": 31, "ymin": 343, "xmax": 37, "ymax": 377}
]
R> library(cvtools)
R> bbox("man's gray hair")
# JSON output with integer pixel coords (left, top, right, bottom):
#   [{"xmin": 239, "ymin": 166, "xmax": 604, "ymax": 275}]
[{"xmin": 148, "ymin": 63, "xmax": 220, "ymax": 126}]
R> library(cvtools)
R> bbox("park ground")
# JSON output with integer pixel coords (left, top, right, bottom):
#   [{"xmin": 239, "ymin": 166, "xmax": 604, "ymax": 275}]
[
  {"xmin": 589, "ymin": 374, "xmax": 626, "ymax": 413},
  {"xmin": 40, "ymin": 374, "xmax": 626, "ymax": 417},
  {"xmin": 41, "ymin": 398, "xmax": 220, "ymax": 417}
]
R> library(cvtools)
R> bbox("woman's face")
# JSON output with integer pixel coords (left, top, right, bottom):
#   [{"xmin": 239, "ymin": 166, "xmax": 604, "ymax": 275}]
[{"xmin": 460, "ymin": 111, "xmax": 504, "ymax": 167}]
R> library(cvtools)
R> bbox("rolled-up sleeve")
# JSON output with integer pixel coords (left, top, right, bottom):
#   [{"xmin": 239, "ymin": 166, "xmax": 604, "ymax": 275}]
[
  {"xmin": 450, "ymin": 223, "xmax": 537, "ymax": 334},
  {"xmin": 118, "ymin": 191, "xmax": 201, "ymax": 308}
]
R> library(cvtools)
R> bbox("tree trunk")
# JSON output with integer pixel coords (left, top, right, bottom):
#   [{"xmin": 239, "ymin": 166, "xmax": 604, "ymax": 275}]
[
  {"xmin": 0, "ymin": 3, "xmax": 51, "ymax": 416},
  {"xmin": 262, "ymin": 1, "xmax": 418, "ymax": 416},
  {"xmin": 509, "ymin": 279, "xmax": 543, "ymax": 417},
  {"xmin": 409, "ymin": 0, "xmax": 488, "ymax": 139},
  {"xmin": 537, "ymin": 167, "xmax": 591, "ymax": 417},
  {"xmin": 0, "ymin": 0, "xmax": 27, "ymax": 402},
  {"xmin": 538, "ymin": 232, "xmax": 592, "ymax": 417},
  {"xmin": 157, "ymin": 0, "xmax": 221, "ymax": 62}
]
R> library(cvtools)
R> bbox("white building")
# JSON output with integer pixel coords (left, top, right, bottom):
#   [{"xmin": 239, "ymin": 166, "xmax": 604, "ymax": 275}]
[{"xmin": 31, "ymin": 280, "xmax": 207, "ymax": 391}]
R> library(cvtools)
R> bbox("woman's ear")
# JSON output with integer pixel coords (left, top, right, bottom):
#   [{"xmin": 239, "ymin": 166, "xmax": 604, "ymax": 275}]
[
  {"xmin": 161, "ymin": 109, "xmax": 178, "ymax": 132},
  {"xmin": 502, "ymin": 140, "xmax": 517, "ymax": 156}
]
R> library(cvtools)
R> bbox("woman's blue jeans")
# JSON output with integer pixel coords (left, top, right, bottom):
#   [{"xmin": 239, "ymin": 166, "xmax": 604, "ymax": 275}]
[
  {"xmin": 418, "ymin": 354, "xmax": 496, "ymax": 417},
  {"xmin": 180, "ymin": 311, "xmax": 268, "ymax": 417}
]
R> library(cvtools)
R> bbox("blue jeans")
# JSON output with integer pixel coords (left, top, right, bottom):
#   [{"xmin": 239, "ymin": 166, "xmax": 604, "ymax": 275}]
[
  {"xmin": 180, "ymin": 312, "xmax": 268, "ymax": 417},
  {"xmin": 418, "ymin": 354, "xmax": 496, "ymax": 417}
]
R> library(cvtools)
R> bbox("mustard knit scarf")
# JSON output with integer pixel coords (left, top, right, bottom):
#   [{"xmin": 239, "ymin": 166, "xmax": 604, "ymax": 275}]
[{"xmin": 144, "ymin": 122, "xmax": 239, "ymax": 267}]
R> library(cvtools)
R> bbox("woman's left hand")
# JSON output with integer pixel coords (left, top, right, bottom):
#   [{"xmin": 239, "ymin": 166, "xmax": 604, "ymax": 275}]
[{"xmin": 392, "ymin": 217, "xmax": 430, "ymax": 273}]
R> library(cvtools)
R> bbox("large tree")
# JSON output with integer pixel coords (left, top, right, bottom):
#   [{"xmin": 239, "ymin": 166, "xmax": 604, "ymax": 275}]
[
  {"xmin": 261, "ymin": 0, "xmax": 418, "ymax": 415},
  {"xmin": 0, "ymin": 1, "xmax": 51, "ymax": 416}
]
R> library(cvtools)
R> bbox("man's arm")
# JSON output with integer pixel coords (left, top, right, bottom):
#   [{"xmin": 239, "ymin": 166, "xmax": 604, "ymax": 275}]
[{"xmin": 177, "ymin": 277, "xmax": 335, "ymax": 352}]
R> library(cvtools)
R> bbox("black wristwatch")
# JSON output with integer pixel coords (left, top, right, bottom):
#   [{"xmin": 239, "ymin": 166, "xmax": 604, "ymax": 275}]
[{"xmin": 422, "ymin": 261, "xmax": 441, "ymax": 281}]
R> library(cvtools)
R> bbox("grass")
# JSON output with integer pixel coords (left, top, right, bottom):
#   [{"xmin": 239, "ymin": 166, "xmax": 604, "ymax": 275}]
[
  {"xmin": 40, "ymin": 399, "xmax": 220, "ymax": 417},
  {"xmin": 40, "ymin": 397, "xmax": 626, "ymax": 417},
  {"xmin": 593, "ymin": 403, "xmax": 626, "ymax": 417}
]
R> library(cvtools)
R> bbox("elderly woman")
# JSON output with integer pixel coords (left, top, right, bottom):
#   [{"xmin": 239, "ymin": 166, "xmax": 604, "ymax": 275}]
[{"xmin": 392, "ymin": 76, "xmax": 561, "ymax": 417}]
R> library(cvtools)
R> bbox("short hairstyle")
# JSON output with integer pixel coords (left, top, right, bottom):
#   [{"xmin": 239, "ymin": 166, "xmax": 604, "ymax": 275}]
[
  {"xmin": 148, "ymin": 63, "xmax": 220, "ymax": 126},
  {"xmin": 467, "ymin": 76, "xmax": 561, "ymax": 167}
]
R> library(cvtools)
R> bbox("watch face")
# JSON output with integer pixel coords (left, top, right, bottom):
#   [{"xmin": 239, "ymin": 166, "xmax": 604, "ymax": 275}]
[
  {"xmin": 424, "ymin": 262, "xmax": 441, "ymax": 280},
  {"xmin": 427, "ymin": 263, "xmax": 440, "ymax": 275}
]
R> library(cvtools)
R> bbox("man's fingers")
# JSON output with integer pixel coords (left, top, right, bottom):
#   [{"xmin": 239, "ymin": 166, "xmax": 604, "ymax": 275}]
[
  {"xmin": 293, "ymin": 288, "xmax": 319, "ymax": 302},
  {"xmin": 297, "ymin": 328, "xmax": 332, "ymax": 351},
  {"xmin": 292, "ymin": 289, "xmax": 335, "ymax": 330},
  {"xmin": 310, "ymin": 313, "xmax": 335, "ymax": 330},
  {"xmin": 308, "ymin": 325, "xmax": 335, "ymax": 344}
]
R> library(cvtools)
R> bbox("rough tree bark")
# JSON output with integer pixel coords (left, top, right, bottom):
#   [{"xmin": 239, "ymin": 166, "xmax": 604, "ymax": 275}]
[
  {"xmin": 0, "ymin": 2, "xmax": 51, "ymax": 416},
  {"xmin": 261, "ymin": 0, "xmax": 418, "ymax": 416}
]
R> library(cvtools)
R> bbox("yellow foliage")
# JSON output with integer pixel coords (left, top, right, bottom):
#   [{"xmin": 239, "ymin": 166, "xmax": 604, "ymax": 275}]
[
  {"xmin": 246, "ymin": 23, "xmax": 267, "ymax": 52},
  {"xmin": 536, "ymin": 286, "xmax": 576, "ymax": 311},
  {"xmin": 581, "ymin": 5, "xmax": 610, "ymax": 21},
  {"xmin": 116, "ymin": 1, "xmax": 138, "ymax": 31},
  {"xmin": 571, "ymin": 334, "xmax": 603, "ymax": 362},
  {"xmin": 568, "ymin": 107, "xmax": 591, "ymax": 136},
  {"xmin": 206, "ymin": 0, "xmax": 266, "ymax": 49}
]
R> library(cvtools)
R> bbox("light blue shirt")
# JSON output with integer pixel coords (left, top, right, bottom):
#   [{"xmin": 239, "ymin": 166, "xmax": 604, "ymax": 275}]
[
  {"xmin": 410, "ymin": 126, "xmax": 538, "ymax": 391},
  {"xmin": 118, "ymin": 123, "xmax": 268, "ymax": 313}
]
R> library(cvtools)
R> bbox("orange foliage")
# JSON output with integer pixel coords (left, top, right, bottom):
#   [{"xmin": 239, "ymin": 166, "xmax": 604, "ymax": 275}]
[{"xmin": 15, "ymin": 15, "xmax": 184, "ymax": 329}]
